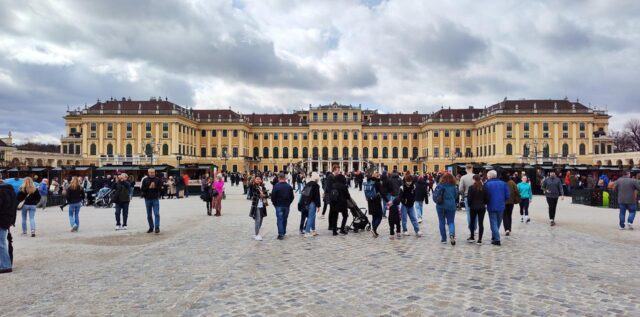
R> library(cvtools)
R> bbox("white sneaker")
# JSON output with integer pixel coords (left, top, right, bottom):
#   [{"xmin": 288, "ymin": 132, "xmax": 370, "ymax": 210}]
[
  {"xmin": 628, "ymin": 223, "xmax": 634, "ymax": 230},
  {"xmin": 122, "ymin": 226, "xmax": 127, "ymax": 230},
  {"xmin": 254, "ymin": 235, "xmax": 263, "ymax": 241},
  {"xmin": 418, "ymin": 217, "xmax": 423, "ymax": 224},
  {"xmin": 416, "ymin": 231, "xmax": 423, "ymax": 237},
  {"xmin": 403, "ymin": 231, "xmax": 411, "ymax": 236},
  {"xmin": 115, "ymin": 225, "xmax": 121, "ymax": 231}
]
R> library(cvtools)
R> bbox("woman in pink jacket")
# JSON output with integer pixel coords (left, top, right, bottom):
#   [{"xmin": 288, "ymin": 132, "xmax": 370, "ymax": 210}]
[{"xmin": 213, "ymin": 175, "xmax": 225, "ymax": 216}]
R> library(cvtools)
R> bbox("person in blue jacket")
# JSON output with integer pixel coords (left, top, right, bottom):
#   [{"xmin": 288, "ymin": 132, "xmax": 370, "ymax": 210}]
[
  {"xmin": 434, "ymin": 173, "xmax": 459, "ymax": 245},
  {"xmin": 483, "ymin": 170, "xmax": 510, "ymax": 246}
]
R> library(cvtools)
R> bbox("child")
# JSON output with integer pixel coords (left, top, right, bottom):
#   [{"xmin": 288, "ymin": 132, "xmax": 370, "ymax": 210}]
[{"xmin": 387, "ymin": 198, "xmax": 402, "ymax": 240}]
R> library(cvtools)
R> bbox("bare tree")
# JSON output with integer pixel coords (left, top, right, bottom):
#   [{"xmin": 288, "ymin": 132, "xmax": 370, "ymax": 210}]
[
  {"xmin": 625, "ymin": 119, "xmax": 640, "ymax": 151},
  {"xmin": 611, "ymin": 130, "xmax": 634, "ymax": 152}
]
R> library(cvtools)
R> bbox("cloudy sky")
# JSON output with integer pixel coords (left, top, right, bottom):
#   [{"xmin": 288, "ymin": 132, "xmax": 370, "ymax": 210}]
[{"xmin": 1, "ymin": 0, "xmax": 639, "ymax": 144}]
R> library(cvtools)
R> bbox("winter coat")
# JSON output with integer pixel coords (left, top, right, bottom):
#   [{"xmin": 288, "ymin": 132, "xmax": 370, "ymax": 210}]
[
  {"xmin": 249, "ymin": 184, "xmax": 268, "ymax": 219},
  {"xmin": 484, "ymin": 178, "xmax": 510, "ymax": 213}
]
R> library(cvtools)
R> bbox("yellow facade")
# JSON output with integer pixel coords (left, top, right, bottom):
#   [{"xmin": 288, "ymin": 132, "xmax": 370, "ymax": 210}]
[{"xmin": 62, "ymin": 98, "xmax": 614, "ymax": 173}]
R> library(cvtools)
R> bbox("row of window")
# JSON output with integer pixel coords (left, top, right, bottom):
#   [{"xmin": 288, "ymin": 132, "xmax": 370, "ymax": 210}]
[
  {"xmin": 311, "ymin": 112, "xmax": 359, "ymax": 122},
  {"xmin": 252, "ymin": 146, "xmax": 420, "ymax": 160},
  {"xmin": 90, "ymin": 122, "xmax": 171, "ymax": 139}
]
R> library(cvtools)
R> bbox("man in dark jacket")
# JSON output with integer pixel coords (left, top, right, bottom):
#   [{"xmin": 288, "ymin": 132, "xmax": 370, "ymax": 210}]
[
  {"xmin": 0, "ymin": 176, "xmax": 17, "ymax": 273},
  {"xmin": 141, "ymin": 169, "xmax": 163, "ymax": 234},
  {"xmin": 329, "ymin": 174, "xmax": 350, "ymax": 236},
  {"xmin": 542, "ymin": 171, "xmax": 564, "ymax": 226},
  {"xmin": 112, "ymin": 173, "xmax": 132, "ymax": 230},
  {"xmin": 322, "ymin": 166, "xmax": 340, "ymax": 221},
  {"xmin": 271, "ymin": 173, "xmax": 294, "ymax": 240}
]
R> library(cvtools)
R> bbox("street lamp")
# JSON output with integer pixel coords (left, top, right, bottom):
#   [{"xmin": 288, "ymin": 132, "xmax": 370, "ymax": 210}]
[
  {"xmin": 525, "ymin": 139, "xmax": 548, "ymax": 165},
  {"xmin": 221, "ymin": 149, "xmax": 228, "ymax": 172},
  {"xmin": 175, "ymin": 154, "xmax": 183, "ymax": 167},
  {"xmin": 141, "ymin": 137, "xmax": 161, "ymax": 165}
]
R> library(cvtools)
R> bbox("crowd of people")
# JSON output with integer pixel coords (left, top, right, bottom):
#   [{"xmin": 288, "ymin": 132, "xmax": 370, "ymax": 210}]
[{"xmin": 0, "ymin": 165, "xmax": 638, "ymax": 274}]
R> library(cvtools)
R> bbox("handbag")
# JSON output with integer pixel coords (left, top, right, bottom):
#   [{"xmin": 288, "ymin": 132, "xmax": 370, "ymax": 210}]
[{"xmin": 17, "ymin": 193, "xmax": 30, "ymax": 210}]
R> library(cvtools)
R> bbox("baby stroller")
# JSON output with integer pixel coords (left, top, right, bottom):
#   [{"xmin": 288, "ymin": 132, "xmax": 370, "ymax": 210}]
[
  {"xmin": 347, "ymin": 197, "xmax": 371, "ymax": 233},
  {"xmin": 94, "ymin": 187, "xmax": 114, "ymax": 208}
]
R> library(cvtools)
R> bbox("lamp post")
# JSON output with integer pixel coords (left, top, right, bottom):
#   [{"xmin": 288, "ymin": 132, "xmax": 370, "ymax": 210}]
[
  {"xmin": 141, "ymin": 137, "xmax": 161, "ymax": 165},
  {"xmin": 222, "ymin": 149, "xmax": 228, "ymax": 172},
  {"xmin": 175, "ymin": 154, "xmax": 182, "ymax": 168},
  {"xmin": 525, "ymin": 139, "xmax": 548, "ymax": 165}
]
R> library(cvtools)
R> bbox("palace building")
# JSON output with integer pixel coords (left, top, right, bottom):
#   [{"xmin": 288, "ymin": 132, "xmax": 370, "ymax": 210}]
[{"xmin": 61, "ymin": 97, "xmax": 614, "ymax": 173}]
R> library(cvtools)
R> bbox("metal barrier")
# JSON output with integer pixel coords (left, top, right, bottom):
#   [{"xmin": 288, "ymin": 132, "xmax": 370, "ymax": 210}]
[{"xmin": 571, "ymin": 188, "xmax": 632, "ymax": 209}]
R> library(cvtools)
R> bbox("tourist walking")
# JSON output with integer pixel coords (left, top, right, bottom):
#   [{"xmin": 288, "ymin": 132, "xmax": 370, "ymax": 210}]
[
  {"xmin": 65, "ymin": 177, "xmax": 85, "ymax": 232},
  {"xmin": 166, "ymin": 176, "xmax": 176, "ymax": 199},
  {"xmin": 329, "ymin": 174, "xmax": 350, "ymax": 236},
  {"xmin": 0, "ymin": 177, "xmax": 17, "ymax": 274},
  {"xmin": 542, "ymin": 171, "xmax": 564, "ymax": 226},
  {"xmin": 413, "ymin": 175, "xmax": 429, "ymax": 224},
  {"xmin": 182, "ymin": 173, "xmax": 190, "ymax": 198},
  {"xmin": 613, "ymin": 170, "xmax": 640, "ymax": 230},
  {"xmin": 271, "ymin": 173, "xmax": 294, "ymax": 240},
  {"xmin": 434, "ymin": 173, "xmax": 458, "ymax": 245},
  {"xmin": 517, "ymin": 176, "xmax": 533, "ymax": 223},
  {"xmin": 36, "ymin": 179, "xmax": 48, "ymax": 210},
  {"xmin": 249, "ymin": 176, "xmax": 268, "ymax": 241},
  {"xmin": 458, "ymin": 164, "xmax": 476, "ymax": 236},
  {"xmin": 16, "ymin": 177, "xmax": 41, "ymax": 237},
  {"xmin": 322, "ymin": 167, "xmax": 339, "ymax": 220},
  {"xmin": 303, "ymin": 172, "xmax": 321, "ymax": 237},
  {"xmin": 212, "ymin": 174, "xmax": 225, "ymax": 216},
  {"xmin": 364, "ymin": 171, "xmax": 383, "ymax": 238},
  {"xmin": 141, "ymin": 169, "xmax": 163, "ymax": 234},
  {"xmin": 484, "ymin": 170, "xmax": 509, "ymax": 246},
  {"xmin": 387, "ymin": 198, "xmax": 402, "ymax": 239},
  {"xmin": 202, "ymin": 177, "xmax": 214, "ymax": 216},
  {"xmin": 112, "ymin": 173, "xmax": 131, "ymax": 230},
  {"xmin": 399, "ymin": 172, "xmax": 422, "ymax": 237},
  {"xmin": 466, "ymin": 174, "xmax": 488, "ymax": 244},
  {"xmin": 503, "ymin": 174, "xmax": 520, "ymax": 236}
]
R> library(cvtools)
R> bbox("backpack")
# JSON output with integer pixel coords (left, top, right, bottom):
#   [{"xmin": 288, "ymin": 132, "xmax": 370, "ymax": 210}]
[
  {"xmin": 301, "ymin": 183, "xmax": 313, "ymax": 205},
  {"xmin": 433, "ymin": 185, "xmax": 444, "ymax": 205},
  {"xmin": 329, "ymin": 188, "xmax": 340, "ymax": 204},
  {"xmin": 364, "ymin": 180, "xmax": 377, "ymax": 201}
]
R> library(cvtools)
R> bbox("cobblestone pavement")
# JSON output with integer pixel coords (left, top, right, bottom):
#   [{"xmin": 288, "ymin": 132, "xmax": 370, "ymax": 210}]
[{"xmin": 2, "ymin": 183, "xmax": 639, "ymax": 316}]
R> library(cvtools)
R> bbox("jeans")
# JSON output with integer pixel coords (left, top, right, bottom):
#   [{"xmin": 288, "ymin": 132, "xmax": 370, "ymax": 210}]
[
  {"xmin": 519, "ymin": 199, "xmax": 530, "ymax": 216},
  {"xmin": 0, "ymin": 228, "xmax": 11, "ymax": 270},
  {"xmin": 436, "ymin": 207, "xmax": 455, "ymax": 241},
  {"xmin": 305, "ymin": 202, "xmax": 317, "ymax": 233},
  {"xmin": 115, "ymin": 202, "xmax": 130, "ymax": 226},
  {"xmin": 254, "ymin": 207, "xmax": 265, "ymax": 235},
  {"xmin": 68, "ymin": 202, "xmax": 82, "ymax": 228},
  {"xmin": 465, "ymin": 197, "xmax": 476, "ymax": 234},
  {"xmin": 546, "ymin": 197, "xmax": 559, "ymax": 220},
  {"xmin": 619, "ymin": 203, "xmax": 637, "ymax": 228},
  {"xmin": 145, "ymin": 199, "xmax": 160, "ymax": 230},
  {"xmin": 488, "ymin": 211, "xmax": 503, "ymax": 242},
  {"xmin": 21, "ymin": 205, "xmax": 36, "ymax": 234},
  {"xmin": 401, "ymin": 204, "xmax": 420, "ymax": 233},
  {"xmin": 275, "ymin": 206, "xmax": 290, "ymax": 236},
  {"xmin": 414, "ymin": 200, "xmax": 424, "ymax": 219}
]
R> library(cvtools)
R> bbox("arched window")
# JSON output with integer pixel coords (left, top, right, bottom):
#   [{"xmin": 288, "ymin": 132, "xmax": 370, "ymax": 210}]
[
  {"xmin": 283, "ymin": 147, "xmax": 289, "ymax": 159},
  {"xmin": 293, "ymin": 147, "xmax": 299, "ymax": 159},
  {"xmin": 332, "ymin": 147, "xmax": 339, "ymax": 159},
  {"xmin": 322, "ymin": 147, "xmax": 328, "ymax": 159},
  {"xmin": 343, "ymin": 147, "xmax": 349, "ymax": 159},
  {"xmin": 145, "ymin": 144, "xmax": 152, "ymax": 156},
  {"xmin": 90, "ymin": 144, "xmax": 97, "ymax": 156},
  {"xmin": 412, "ymin": 147, "xmax": 418, "ymax": 159},
  {"xmin": 162, "ymin": 144, "xmax": 169, "ymax": 156},
  {"xmin": 402, "ymin": 147, "xmax": 408, "ymax": 159},
  {"xmin": 311, "ymin": 147, "xmax": 317, "ymax": 159},
  {"xmin": 372, "ymin": 147, "xmax": 378, "ymax": 159},
  {"xmin": 273, "ymin": 147, "xmax": 279, "ymax": 159},
  {"xmin": 382, "ymin": 147, "xmax": 388, "ymax": 159},
  {"xmin": 363, "ymin": 147, "xmax": 369, "ymax": 159},
  {"xmin": 543, "ymin": 144, "xmax": 550, "ymax": 158},
  {"xmin": 107, "ymin": 144, "xmax": 114, "ymax": 155},
  {"xmin": 562, "ymin": 144, "xmax": 569, "ymax": 157},
  {"xmin": 303, "ymin": 147, "xmax": 309, "ymax": 159},
  {"xmin": 125, "ymin": 144, "xmax": 133, "ymax": 156},
  {"xmin": 253, "ymin": 147, "xmax": 259, "ymax": 158},
  {"xmin": 263, "ymin": 147, "xmax": 269, "ymax": 158},
  {"xmin": 392, "ymin": 147, "xmax": 398, "ymax": 159},
  {"xmin": 523, "ymin": 144, "xmax": 530, "ymax": 157},
  {"xmin": 352, "ymin": 147, "xmax": 358, "ymax": 159},
  {"xmin": 506, "ymin": 143, "xmax": 513, "ymax": 156},
  {"xmin": 579, "ymin": 143, "xmax": 586, "ymax": 156}
]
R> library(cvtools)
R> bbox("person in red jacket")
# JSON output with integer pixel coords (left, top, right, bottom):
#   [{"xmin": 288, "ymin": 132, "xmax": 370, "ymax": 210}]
[{"xmin": 182, "ymin": 174, "xmax": 190, "ymax": 198}]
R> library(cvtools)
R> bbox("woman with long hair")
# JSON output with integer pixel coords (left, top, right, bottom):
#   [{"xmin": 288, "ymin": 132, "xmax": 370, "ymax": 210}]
[
  {"xmin": 434, "ymin": 173, "xmax": 459, "ymax": 245},
  {"xmin": 65, "ymin": 177, "xmax": 85, "ymax": 232},
  {"xmin": 466, "ymin": 174, "xmax": 488, "ymax": 244},
  {"xmin": 249, "ymin": 176, "xmax": 268, "ymax": 241},
  {"xmin": 17, "ymin": 177, "xmax": 41, "ymax": 237}
]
